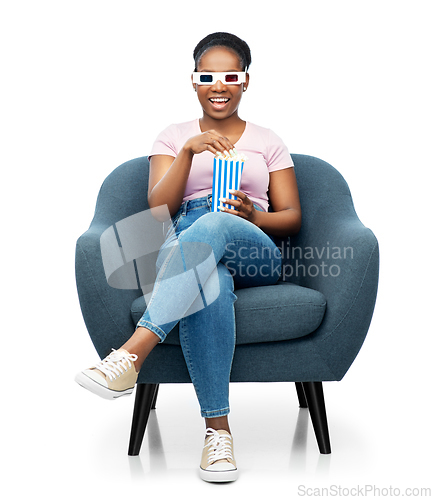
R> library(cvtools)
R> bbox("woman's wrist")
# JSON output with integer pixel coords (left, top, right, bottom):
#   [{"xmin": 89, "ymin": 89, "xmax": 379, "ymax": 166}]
[
  {"xmin": 250, "ymin": 207, "xmax": 262, "ymax": 228},
  {"xmin": 181, "ymin": 142, "xmax": 195, "ymax": 158}
]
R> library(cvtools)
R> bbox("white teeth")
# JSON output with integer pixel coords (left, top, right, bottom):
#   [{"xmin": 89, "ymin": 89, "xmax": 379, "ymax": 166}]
[{"xmin": 210, "ymin": 98, "xmax": 229, "ymax": 103}]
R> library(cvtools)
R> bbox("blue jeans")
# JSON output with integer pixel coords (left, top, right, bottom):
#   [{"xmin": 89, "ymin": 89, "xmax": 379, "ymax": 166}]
[{"xmin": 137, "ymin": 195, "xmax": 282, "ymax": 418}]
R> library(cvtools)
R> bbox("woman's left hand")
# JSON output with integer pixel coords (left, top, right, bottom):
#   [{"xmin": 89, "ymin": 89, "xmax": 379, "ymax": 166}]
[{"xmin": 219, "ymin": 190, "xmax": 259, "ymax": 225}]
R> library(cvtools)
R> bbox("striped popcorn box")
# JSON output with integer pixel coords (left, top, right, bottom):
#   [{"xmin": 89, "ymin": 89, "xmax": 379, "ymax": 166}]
[{"xmin": 211, "ymin": 153, "xmax": 246, "ymax": 212}]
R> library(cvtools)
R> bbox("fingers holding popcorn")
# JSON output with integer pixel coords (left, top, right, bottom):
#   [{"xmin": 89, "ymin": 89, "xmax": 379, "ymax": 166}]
[
  {"xmin": 185, "ymin": 130, "xmax": 235, "ymax": 156},
  {"xmin": 219, "ymin": 190, "xmax": 258, "ymax": 223}
]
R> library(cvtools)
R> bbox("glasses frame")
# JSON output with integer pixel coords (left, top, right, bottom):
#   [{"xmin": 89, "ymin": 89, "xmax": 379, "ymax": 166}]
[{"xmin": 192, "ymin": 71, "xmax": 247, "ymax": 86}]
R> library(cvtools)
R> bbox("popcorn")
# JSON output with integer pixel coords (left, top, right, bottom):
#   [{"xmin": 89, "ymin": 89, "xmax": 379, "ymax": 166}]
[
  {"xmin": 215, "ymin": 149, "xmax": 248, "ymax": 162},
  {"xmin": 211, "ymin": 150, "xmax": 247, "ymax": 212}
]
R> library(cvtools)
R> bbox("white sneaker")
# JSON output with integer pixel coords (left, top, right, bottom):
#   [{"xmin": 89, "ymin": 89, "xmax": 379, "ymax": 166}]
[
  {"xmin": 199, "ymin": 428, "xmax": 238, "ymax": 482},
  {"xmin": 75, "ymin": 349, "xmax": 138, "ymax": 400}
]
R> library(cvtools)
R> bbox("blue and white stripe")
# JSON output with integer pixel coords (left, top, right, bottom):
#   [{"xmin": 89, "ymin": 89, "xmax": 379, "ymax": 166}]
[{"xmin": 211, "ymin": 158, "xmax": 244, "ymax": 212}]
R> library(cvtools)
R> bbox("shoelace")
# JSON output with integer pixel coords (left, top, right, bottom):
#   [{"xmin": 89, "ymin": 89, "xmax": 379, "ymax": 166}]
[
  {"xmin": 204, "ymin": 428, "xmax": 234, "ymax": 464},
  {"xmin": 95, "ymin": 349, "xmax": 138, "ymax": 381}
]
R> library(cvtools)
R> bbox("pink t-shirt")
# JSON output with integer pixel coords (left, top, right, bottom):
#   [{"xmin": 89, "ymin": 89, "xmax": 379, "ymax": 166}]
[{"xmin": 149, "ymin": 119, "xmax": 294, "ymax": 211}]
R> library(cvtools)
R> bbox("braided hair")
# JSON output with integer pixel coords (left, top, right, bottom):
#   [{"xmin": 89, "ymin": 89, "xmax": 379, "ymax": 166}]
[{"xmin": 193, "ymin": 32, "xmax": 252, "ymax": 72}]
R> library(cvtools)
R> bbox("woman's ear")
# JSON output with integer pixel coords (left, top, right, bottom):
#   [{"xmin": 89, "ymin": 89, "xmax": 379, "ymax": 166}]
[{"xmin": 244, "ymin": 72, "xmax": 250, "ymax": 91}]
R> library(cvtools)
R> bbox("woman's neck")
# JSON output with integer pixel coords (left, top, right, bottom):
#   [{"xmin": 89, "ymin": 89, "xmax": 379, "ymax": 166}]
[{"xmin": 199, "ymin": 114, "xmax": 246, "ymax": 144}]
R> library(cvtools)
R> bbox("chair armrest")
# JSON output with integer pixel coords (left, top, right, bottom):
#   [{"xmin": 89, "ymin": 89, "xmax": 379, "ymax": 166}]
[
  {"xmin": 75, "ymin": 224, "xmax": 141, "ymax": 359},
  {"xmin": 286, "ymin": 210, "xmax": 379, "ymax": 379}
]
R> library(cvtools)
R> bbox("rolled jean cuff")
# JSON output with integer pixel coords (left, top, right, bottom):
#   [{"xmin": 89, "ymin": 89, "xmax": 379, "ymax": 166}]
[
  {"xmin": 201, "ymin": 406, "xmax": 230, "ymax": 419},
  {"xmin": 136, "ymin": 319, "xmax": 167, "ymax": 343}
]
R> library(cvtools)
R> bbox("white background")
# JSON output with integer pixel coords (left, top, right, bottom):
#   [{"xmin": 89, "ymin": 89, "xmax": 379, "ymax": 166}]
[{"xmin": 2, "ymin": 0, "xmax": 431, "ymax": 498}]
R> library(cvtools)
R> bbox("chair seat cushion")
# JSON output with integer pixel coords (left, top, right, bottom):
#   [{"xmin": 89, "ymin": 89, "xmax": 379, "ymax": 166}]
[{"xmin": 130, "ymin": 281, "xmax": 326, "ymax": 346}]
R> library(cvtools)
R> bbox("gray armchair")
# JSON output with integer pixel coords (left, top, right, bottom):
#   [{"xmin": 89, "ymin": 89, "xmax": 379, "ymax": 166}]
[{"xmin": 75, "ymin": 154, "xmax": 379, "ymax": 456}]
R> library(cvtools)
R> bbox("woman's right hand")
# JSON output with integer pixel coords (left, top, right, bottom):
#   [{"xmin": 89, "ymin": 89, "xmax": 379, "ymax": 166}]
[
  {"xmin": 184, "ymin": 130, "xmax": 235, "ymax": 156},
  {"xmin": 148, "ymin": 130, "xmax": 235, "ymax": 216}
]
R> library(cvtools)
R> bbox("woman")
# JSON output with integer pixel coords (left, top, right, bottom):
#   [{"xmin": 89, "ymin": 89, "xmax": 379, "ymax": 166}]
[{"xmin": 75, "ymin": 32, "xmax": 301, "ymax": 482}]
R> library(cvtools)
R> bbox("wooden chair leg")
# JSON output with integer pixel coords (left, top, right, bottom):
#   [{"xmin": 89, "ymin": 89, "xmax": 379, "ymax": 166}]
[
  {"xmin": 128, "ymin": 383, "xmax": 159, "ymax": 456},
  {"xmin": 301, "ymin": 382, "xmax": 331, "ymax": 454},
  {"xmin": 295, "ymin": 382, "xmax": 308, "ymax": 408}
]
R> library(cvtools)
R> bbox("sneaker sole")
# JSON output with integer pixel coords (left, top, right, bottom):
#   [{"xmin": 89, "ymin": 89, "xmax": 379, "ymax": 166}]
[
  {"xmin": 75, "ymin": 371, "xmax": 134, "ymax": 400},
  {"xmin": 199, "ymin": 467, "xmax": 239, "ymax": 483}
]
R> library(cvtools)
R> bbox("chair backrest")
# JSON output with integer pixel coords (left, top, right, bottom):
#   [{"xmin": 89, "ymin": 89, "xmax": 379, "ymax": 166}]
[
  {"xmin": 90, "ymin": 153, "xmax": 366, "ymax": 289},
  {"xmin": 90, "ymin": 156, "xmax": 151, "ymax": 229},
  {"xmin": 290, "ymin": 154, "xmax": 358, "ymax": 239},
  {"xmin": 91, "ymin": 154, "xmax": 357, "ymax": 229},
  {"xmin": 278, "ymin": 154, "xmax": 362, "ymax": 278}
]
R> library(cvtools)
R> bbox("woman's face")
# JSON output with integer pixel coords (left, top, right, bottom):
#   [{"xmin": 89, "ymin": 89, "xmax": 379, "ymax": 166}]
[{"xmin": 193, "ymin": 46, "xmax": 248, "ymax": 121}]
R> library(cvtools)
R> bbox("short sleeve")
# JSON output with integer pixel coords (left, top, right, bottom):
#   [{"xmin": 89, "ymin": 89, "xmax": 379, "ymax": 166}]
[
  {"xmin": 266, "ymin": 128, "xmax": 294, "ymax": 172},
  {"xmin": 149, "ymin": 124, "xmax": 179, "ymax": 158}
]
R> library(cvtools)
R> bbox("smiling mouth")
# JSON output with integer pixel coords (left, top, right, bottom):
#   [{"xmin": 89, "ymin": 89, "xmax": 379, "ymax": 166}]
[
  {"xmin": 209, "ymin": 97, "xmax": 230, "ymax": 110},
  {"xmin": 209, "ymin": 97, "xmax": 230, "ymax": 104}
]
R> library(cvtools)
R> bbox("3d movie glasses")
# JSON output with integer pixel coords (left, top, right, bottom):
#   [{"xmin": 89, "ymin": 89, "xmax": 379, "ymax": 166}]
[{"xmin": 192, "ymin": 71, "xmax": 247, "ymax": 85}]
